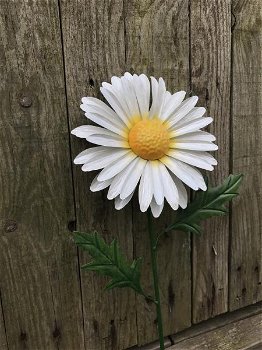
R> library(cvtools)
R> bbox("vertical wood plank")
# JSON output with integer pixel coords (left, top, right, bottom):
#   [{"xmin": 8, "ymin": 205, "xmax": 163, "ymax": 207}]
[
  {"xmin": 124, "ymin": 0, "xmax": 191, "ymax": 345},
  {"xmin": 0, "ymin": 297, "xmax": 8, "ymax": 350},
  {"xmin": 59, "ymin": 0, "xmax": 138, "ymax": 349},
  {"xmin": 190, "ymin": 0, "xmax": 231, "ymax": 322},
  {"xmin": 0, "ymin": 0, "xmax": 84, "ymax": 349},
  {"xmin": 230, "ymin": 0, "xmax": 262, "ymax": 310}
]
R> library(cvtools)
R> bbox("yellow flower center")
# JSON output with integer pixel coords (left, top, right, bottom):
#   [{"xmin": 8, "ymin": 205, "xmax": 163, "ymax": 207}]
[{"xmin": 128, "ymin": 119, "xmax": 170, "ymax": 160}]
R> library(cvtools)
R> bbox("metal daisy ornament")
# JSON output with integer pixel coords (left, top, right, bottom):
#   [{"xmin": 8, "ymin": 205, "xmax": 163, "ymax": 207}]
[{"xmin": 71, "ymin": 73, "xmax": 243, "ymax": 349}]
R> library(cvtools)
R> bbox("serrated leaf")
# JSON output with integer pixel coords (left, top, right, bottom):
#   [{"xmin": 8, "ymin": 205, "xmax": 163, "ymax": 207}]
[
  {"xmin": 105, "ymin": 280, "xmax": 134, "ymax": 290},
  {"xmin": 174, "ymin": 223, "xmax": 202, "ymax": 235},
  {"xmin": 166, "ymin": 174, "xmax": 243, "ymax": 235},
  {"xmin": 73, "ymin": 231, "xmax": 145, "ymax": 295}
]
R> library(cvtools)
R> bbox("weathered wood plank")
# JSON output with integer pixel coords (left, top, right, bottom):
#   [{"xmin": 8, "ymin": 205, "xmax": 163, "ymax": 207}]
[
  {"xmin": 130, "ymin": 303, "xmax": 262, "ymax": 349},
  {"xmin": 171, "ymin": 301, "xmax": 262, "ymax": 345},
  {"xmin": 127, "ymin": 337, "xmax": 172, "ymax": 350},
  {"xmin": 0, "ymin": 295, "xmax": 8, "ymax": 350},
  {"xmin": 190, "ymin": 0, "xmax": 231, "ymax": 322},
  {"xmin": 248, "ymin": 344, "xmax": 262, "ymax": 350},
  {"xmin": 169, "ymin": 312, "xmax": 262, "ymax": 350},
  {"xmin": 230, "ymin": 0, "xmax": 262, "ymax": 310},
  {"xmin": 124, "ymin": 0, "xmax": 191, "ymax": 345},
  {"xmin": 59, "ymin": 0, "xmax": 137, "ymax": 349},
  {"xmin": 0, "ymin": 0, "xmax": 84, "ymax": 349},
  {"xmin": 131, "ymin": 302, "xmax": 262, "ymax": 349}
]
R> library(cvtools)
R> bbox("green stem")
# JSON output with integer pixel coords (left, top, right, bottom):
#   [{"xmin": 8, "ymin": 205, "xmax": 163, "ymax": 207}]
[{"xmin": 147, "ymin": 210, "xmax": 165, "ymax": 350}]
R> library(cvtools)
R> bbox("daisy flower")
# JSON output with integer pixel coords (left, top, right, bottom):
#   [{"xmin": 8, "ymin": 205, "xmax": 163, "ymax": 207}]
[{"xmin": 72, "ymin": 73, "xmax": 218, "ymax": 218}]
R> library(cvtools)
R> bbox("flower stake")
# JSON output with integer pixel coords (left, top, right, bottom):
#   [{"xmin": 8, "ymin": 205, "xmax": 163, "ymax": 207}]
[
  {"xmin": 147, "ymin": 210, "xmax": 164, "ymax": 348},
  {"xmin": 71, "ymin": 73, "xmax": 243, "ymax": 349}
]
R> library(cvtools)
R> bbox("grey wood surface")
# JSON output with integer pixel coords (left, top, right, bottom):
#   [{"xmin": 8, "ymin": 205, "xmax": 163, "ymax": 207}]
[
  {"xmin": 59, "ymin": 0, "xmax": 137, "ymax": 349},
  {"xmin": 229, "ymin": 0, "xmax": 262, "ymax": 311},
  {"xmin": 169, "ymin": 312, "xmax": 262, "ymax": 350},
  {"xmin": 0, "ymin": 297, "xmax": 7, "ymax": 350},
  {"xmin": 124, "ymin": 0, "xmax": 192, "ymax": 345},
  {"xmin": 0, "ymin": 0, "xmax": 84, "ymax": 349},
  {"xmin": 0, "ymin": 0, "xmax": 261, "ymax": 349},
  {"xmin": 190, "ymin": 0, "xmax": 231, "ymax": 323},
  {"xmin": 129, "ymin": 302, "xmax": 262, "ymax": 349}
]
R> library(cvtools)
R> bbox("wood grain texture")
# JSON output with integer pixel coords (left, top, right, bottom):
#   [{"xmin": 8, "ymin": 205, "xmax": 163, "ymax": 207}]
[
  {"xmin": 248, "ymin": 344, "xmax": 262, "ymax": 350},
  {"xmin": 169, "ymin": 312, "xmax": 262, "ymax": 350},
  {"xmin": 190, "ymin": 0, "xmax": 231, "ymax": 322},
  {"xmin": 59, "ymin": 0, "xmax": 137, "ymax": 349},
  {"xmin": 132, "ymin": 303, "xmax": 262, "ymax": 349},
  {"xmin": 124, "ymin": 0, "xmax": 191, "ymax": 345},
  {"xmin": 0, "ymin": 0, "xmax": 84, "ymax": 349},
  {"xmin": 230, "ymin": 0, "xmax": 262, "ymax": 310},
  {"xmin": 128, "ymin": 337, "xmax": 172, "ymax": 350},
  {"xmin": 0, "ymin": 296, "xmax": 8, "ymax": 350},
  {"xmin": 171, "ymin": 301, "xmax": 262, "ymax": 345}
]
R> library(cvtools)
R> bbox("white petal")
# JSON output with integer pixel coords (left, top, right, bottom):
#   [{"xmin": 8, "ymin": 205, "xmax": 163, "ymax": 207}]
[
  {"xmin": 162, "ymin": 91, "xmax": 172, "ymax": 112},
  {"xmin": 100, "ymin": 86, "xmax": 131, "ymax": 127},
  {"xmin": 107, "ymin": 158, "xmax": 140, "ymax": 200},
  {"xmin": 155, "ymin": 77, "xmax": 166, "ymax": 117},
  {"xmin": 81, "ymin": 149, "xmax": 130, "ymax": 171},
  {"xmin": 150, "ymin": 198, "xmax": 164, "ymax": 218},
  {"xmin": 139, "ymin": 162, "xmax": 153, "ymax": 212},
  {"xmin": 87, "ymin": 133, "xmax": 129, "ymax": 148},
  {"xmin": 72, "ymin": 125, "xmax": 123, "ymax": 143},
  {"xmin": 120, "ymin": 158, "xmax": 147, "ymax": 199},
  {"xmin": 81, "ymin": 96, "xmax": 114, "ymax": 113},
  {"xmin": 90, "ymin": 175, "xmax": 112, "ymax": 192},
  {"xmin": 81, "ymin": 97, "xmax": 124, "ymax": 127},
  {"xmin": 104, "ymin": 77, "xmax": 140, "ymax": 122},
  {"xmin": 149, "ymin": 77, "xmax": 166, "ymax": 118},
  {"xmin": 109, "ymin": 75, "xmax": 136, "ymax": 117},
  {"xmin": 141, "ymin": 74, "xmax": 151, "ymax": 114},
  {"xmin": 160, "ymin": 91, "xmax": 186, "ymax": 121},
  {"xmin": 167, "ymin": 96, "xmax": 199, "ymax": 127},
  {"xmin": 171, "ymin": 141, "xmax": 218, "ymax": 151},
  {"xmin": 172, "ymin": 107, "xmax": 206, "ymax": 129},
  {"xmin": 81, "ymin": 148, "xmax": 111, "ymax": 169},
  {"xmin": 169, "ymin": 173, "xmax": 188, "ymax": 209},
  {"xmin": 115, "ymin": 192, "xmax": 134, "ymax": 210},
  {"xmin": 83, "ymin": 110, "xmax": 126, "ymax": 137},
  {"xmin": 167, "ymin": 149, "xmax": 215, "ymax": 171},
  {"xmin": 199, "ymin": 152, "xmax": 218, "ymax": 165},
  {"xmin": 170, "ymin": 117, "xmax": 213, "ymax": 137},
  {"xmin": 149, "ymin": 77, "xmax": 158, "ymax": 118},
  {"xmin": 160, "ymin": 156, "xmax": 207, "ymax": 191},
  {"xmin": 97, "ymin": 152, "xmax": 137, "ymax": 181},
  {"xmin": 71, "ymin": 125, "xmax": 100, "ymax": 138},
  {"xmin": 159, "ymin": 163, "xmax": 179, "ymax": 210},
  {"xmin": 150, "ymin": 161, "xmax": 164, "ymax": 205},
  {"xmin": 111, "ymin": 76, "xmax": 123, "ymax": 89},
  {"xmin": 120, "ymin": 75, "xmax": 140, "ymax": 117},
  {"xmin": 133, "ymin": 74, "xmax": 150, "ymax": 117},
  {"xmin": 174, "ymin": 131, "xmax": 216, "ymax": 142},
  {"xmin": 74, "ymin": 146, "xmax": 105, "ymax": 164},
  {"xmin": 124, "ymin": 72, "xmax": 133, "ymax": 80}
]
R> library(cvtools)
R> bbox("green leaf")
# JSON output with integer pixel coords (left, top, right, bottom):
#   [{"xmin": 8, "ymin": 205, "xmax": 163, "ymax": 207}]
[
  {"xmin": 165, "ymin": 174, "xmax": 243, "ymax": 235},
  {"xmin": 73, "ymin": 231, "xmax": 145, "ymax": 295}
]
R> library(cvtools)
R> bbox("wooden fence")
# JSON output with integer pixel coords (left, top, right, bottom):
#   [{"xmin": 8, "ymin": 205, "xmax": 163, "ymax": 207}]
[{"xmin": 0, "ymin": 0, "xmax": 261, "ymax": 349}]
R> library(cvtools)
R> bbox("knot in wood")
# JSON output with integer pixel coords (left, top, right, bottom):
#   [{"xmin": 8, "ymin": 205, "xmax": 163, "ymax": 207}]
[
  {"xmin": 20, "ymin": 96, "xmax": 32, "ymax": 108},
  {"xmin": 4, "ymin": 220, "xmax": 17, "ymax": 233}
]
